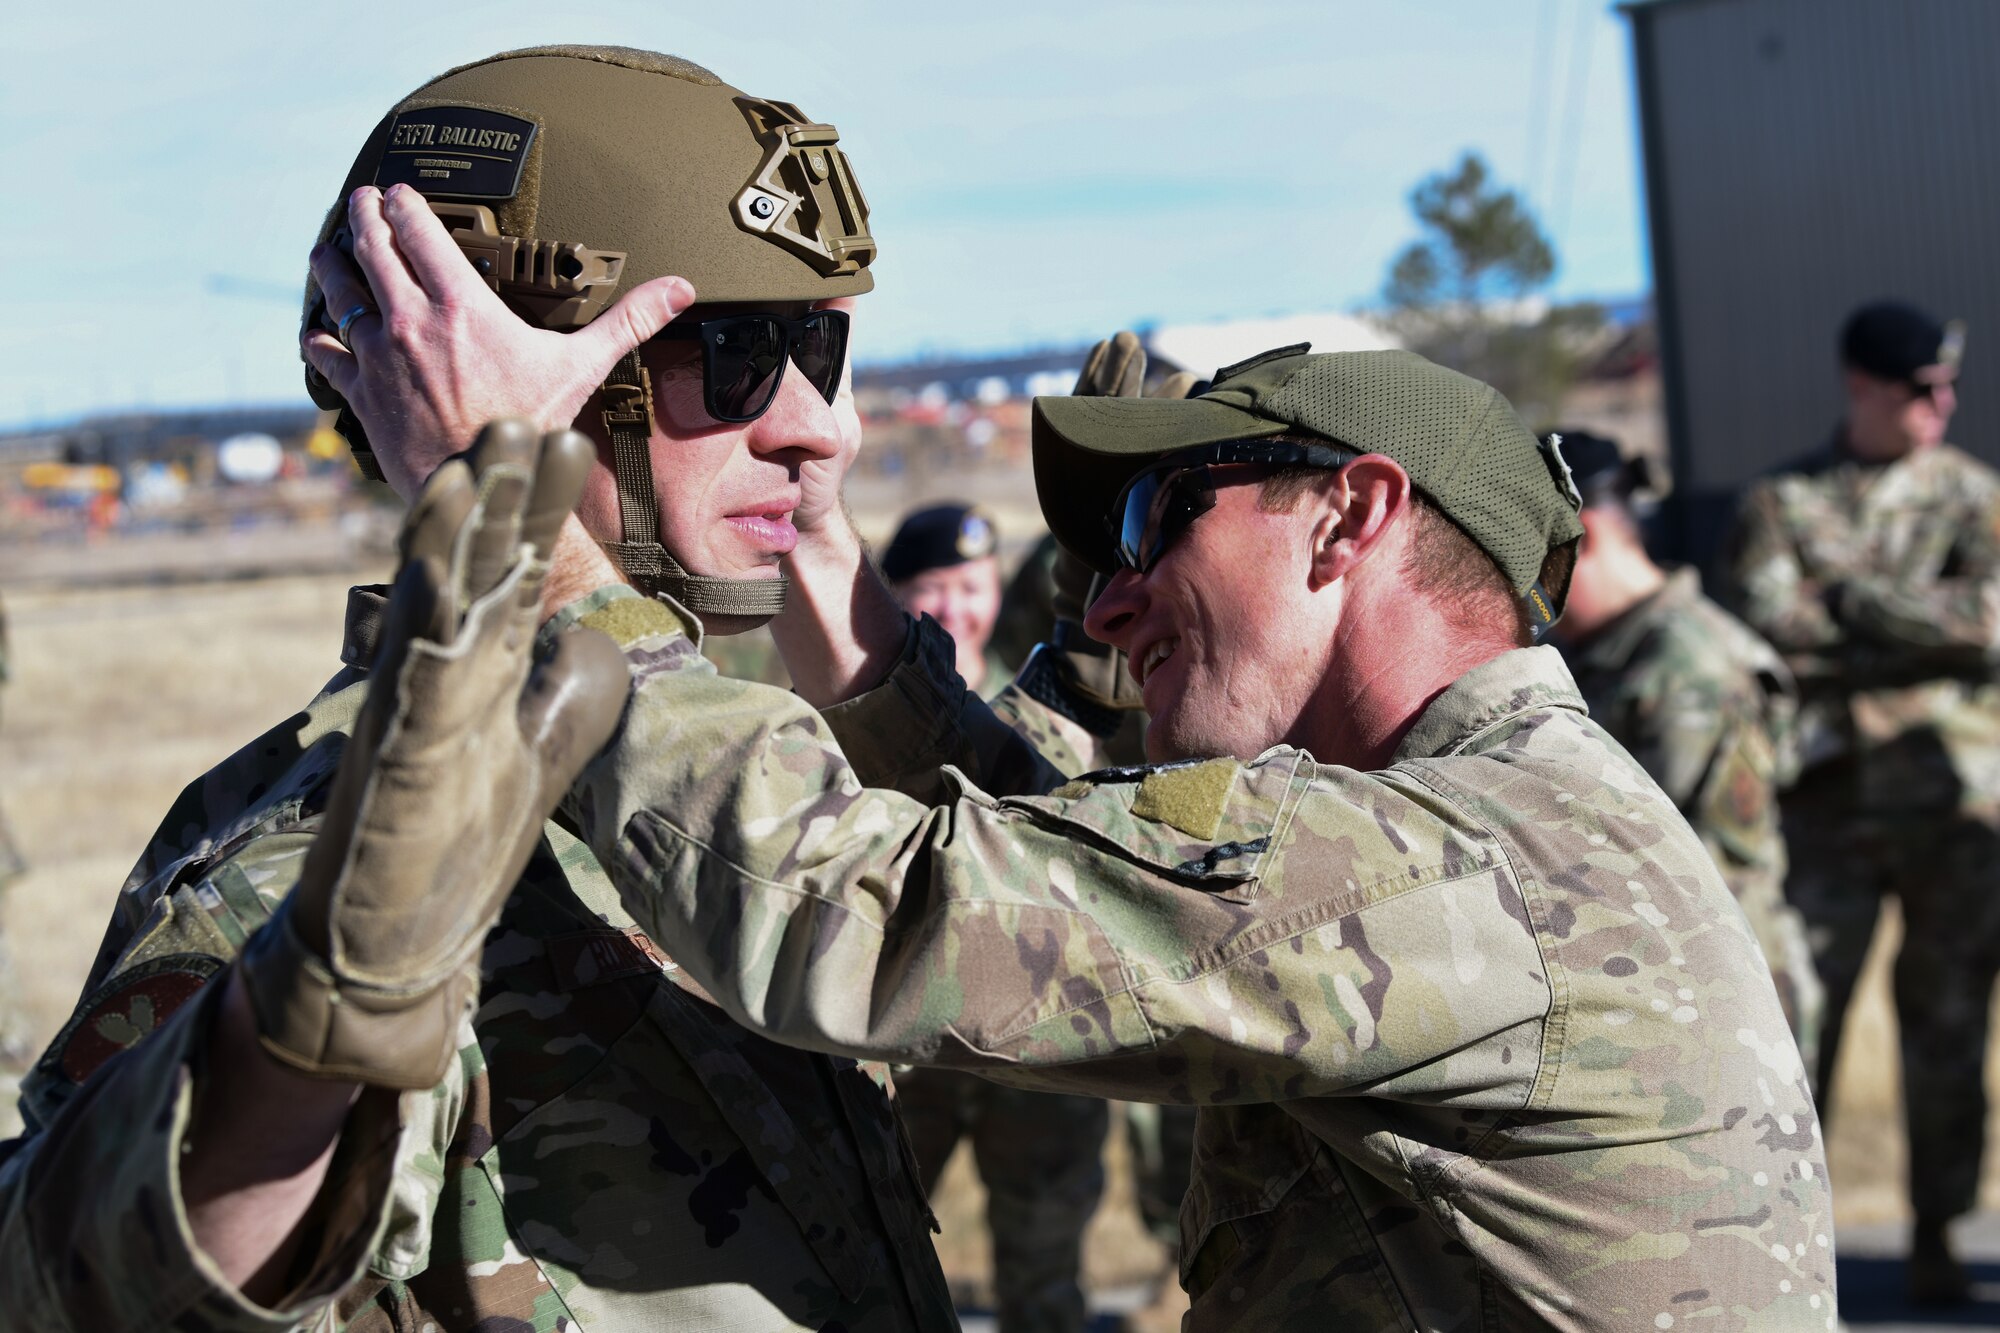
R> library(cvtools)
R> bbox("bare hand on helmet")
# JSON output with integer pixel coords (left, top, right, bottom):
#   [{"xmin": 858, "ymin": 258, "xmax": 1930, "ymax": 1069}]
[{"xmin": 302, "ymin": 183, "xmax": 697, "ymax": 500}]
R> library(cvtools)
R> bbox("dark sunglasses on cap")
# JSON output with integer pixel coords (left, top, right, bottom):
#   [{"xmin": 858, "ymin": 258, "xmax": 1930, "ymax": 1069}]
[
  {"xmin": 651, "ymin": 309, "xmax": 850, "ymax": 424},
  {"xmin": 1109, "ymin": 438, "xmax": 1359, "ymax": 574}
]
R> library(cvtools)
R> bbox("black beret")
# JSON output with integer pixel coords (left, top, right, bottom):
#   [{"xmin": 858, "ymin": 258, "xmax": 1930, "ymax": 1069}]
[
  {"xmin": 1840, "ymin": 300, "xmax": 1963, "ymax": 381},
  {"xmin": 881, "ymin": 503, "xmax": 999, "ymax": 582}
]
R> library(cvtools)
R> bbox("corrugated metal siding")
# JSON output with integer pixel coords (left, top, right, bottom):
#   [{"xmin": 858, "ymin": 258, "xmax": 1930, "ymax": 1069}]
[{"xmin": 1628, "ymin": 0, "xmax": 2000, "ymax": 562}]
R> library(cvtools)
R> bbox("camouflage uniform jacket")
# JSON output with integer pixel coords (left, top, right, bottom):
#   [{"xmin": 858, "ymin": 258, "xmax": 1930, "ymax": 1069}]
[
  {"xmin": 564, "ymin": 588, "xmax": 1838, "ymax": 1332},
  {"xmin": 1727, "ymin": 438, "xmax": 2000, "ymax": 804},
  {"xmin": 1563, "ymin": 570, "xmax": 1821, "ymax": 1051},
  {"xmin": 1564, "ymin": 570, "xmax": 1796, "ymax": 916},
  {"xmin": 0, "ymin": 586, "xmax": 954, "ymax": 1333}
]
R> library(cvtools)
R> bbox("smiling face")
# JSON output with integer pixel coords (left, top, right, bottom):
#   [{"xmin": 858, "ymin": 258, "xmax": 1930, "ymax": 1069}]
[
  {"xmin": 1085, "ymin": 472, "xmax": 1335, "ymax": 762},
  {"xmin": 894, "ymin": 556, "xmax": 1002, "ymax": 674},
  {"xmin": 573, "ymin": 303, "xmax": 843, "ymax": 631}
]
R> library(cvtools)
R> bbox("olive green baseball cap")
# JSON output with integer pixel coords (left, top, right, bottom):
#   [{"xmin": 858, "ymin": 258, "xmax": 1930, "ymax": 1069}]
[{"xmin": 1032, "ymin": 344, "xmax": 1585, "ymax": 622}]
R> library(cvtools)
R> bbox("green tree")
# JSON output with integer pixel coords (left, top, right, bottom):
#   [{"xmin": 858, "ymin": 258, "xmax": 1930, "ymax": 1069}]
[
  {"xmin": 1379, "ymin": 152, "xmax": 1602, "ymax": 427},
  {"xmin": 1384, "ymin": 153, "xmax": 1553, "ymax": 309}
]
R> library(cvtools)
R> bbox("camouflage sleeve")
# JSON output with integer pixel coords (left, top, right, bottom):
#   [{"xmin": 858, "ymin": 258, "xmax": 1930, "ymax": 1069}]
[
  {"xmin": 1723, "ymin": 483, "xmax": 1842, "ymax": 654},
  {"xmin": 72, "ymin": 666, "xmax": 364, "ymax": 997},
  {"xmin": 6, "ymin": 699, "xmax": 461, "ymax": 1328},
  {"xmin": 1829, "ymin": 490, "xmax": 2000, "ymax": 654},
  {"xmin": 816, "ymin": 613, "xmax": 1076, "ymax": 799},
  {"xmin": 1627, "ymin": 673, "xmax": 1786, "ymax": 878},
  {"xmin": 985, "ymin": 675, "xmax": 1110, "ymax": 779},
  {"xmin": 0, "ymin": 973, "xmax": 401, "ymax": 1333},
  {"xmin": 1607, "ymin": 655, "xmax": 1735, "ymax": 812},
  {"xmin": 565, "ymin": 599, "xmax": 1547, "ymax": 1105},
  {"xmin": 19, "ymin": 680, "xmax": 363, "ymax": 1134}
]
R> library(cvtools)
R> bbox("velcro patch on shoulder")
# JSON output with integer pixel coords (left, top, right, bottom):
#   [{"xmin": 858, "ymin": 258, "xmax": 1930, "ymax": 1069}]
[
  {"xmin": 46, "ymin": 953, "xmax": 223, "ymax": 1088},
  {"xmin": 578, "ymin": 596, "xmax": 693, "ymax": 648},
  {"xmin": 1131, "ymin": 758, "xmax": 1242, "ymax": 840}
]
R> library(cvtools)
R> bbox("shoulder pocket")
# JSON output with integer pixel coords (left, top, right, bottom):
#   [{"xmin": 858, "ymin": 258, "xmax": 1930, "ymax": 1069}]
[{"xmin": 990, "ymin": 752, "xmax": 1304, "ymax": 902}]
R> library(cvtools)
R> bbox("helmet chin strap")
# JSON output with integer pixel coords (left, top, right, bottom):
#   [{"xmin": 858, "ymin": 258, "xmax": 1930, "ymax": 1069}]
[{"xmin": 596, "ymin": 348, "xmax": 790, "ymax": 626}]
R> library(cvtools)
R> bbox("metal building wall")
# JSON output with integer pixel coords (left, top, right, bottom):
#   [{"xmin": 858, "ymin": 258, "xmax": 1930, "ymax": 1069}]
[{"xmin": 1627, "ymin": 0, "xmax": 2000, "ymax": 563}]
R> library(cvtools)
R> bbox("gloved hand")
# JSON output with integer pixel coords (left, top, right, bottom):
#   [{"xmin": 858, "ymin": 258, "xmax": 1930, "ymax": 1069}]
[
  {"xmin": 1073, "ymin": 329, "xmax": 1148, "ymax": 398},
  {"xmin": 1047, "ymin": 542, "xmax": 1142, "ymax": 715},
  {"xmin": 1039, "ymin": 332, "xmax": 1197, "ymax": 720},
  {"xmin": 240, "ymin": 419, "xmax": 630, "ymax": 1088}
]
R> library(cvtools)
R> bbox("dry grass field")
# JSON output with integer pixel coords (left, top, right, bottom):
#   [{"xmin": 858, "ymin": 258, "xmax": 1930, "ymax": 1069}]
[{"xmin": 0, "ymin": 532, "xmax": 1980, "ymax": 1314}]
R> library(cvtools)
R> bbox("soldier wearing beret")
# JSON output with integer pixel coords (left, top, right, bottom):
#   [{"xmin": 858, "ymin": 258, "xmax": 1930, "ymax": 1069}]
[
  {"xmin": 1727, "ymin": 298, "xmax": 2000, "ymax": 1303},
  {"xmin": 882, "ymin": 503, "xmax": 1011, "ymax": 696}
]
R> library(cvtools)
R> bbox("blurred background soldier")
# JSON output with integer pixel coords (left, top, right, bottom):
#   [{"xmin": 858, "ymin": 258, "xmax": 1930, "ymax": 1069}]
[
  {"xmin": 1554, "ymin": 429, "xmax": 1822, "ymax": 1074},
  {"xmin": 882, "ymin": 503, "xmax": 1011, "ymax": 696},
  {"xmin": 1726, "ymin": 299, "xmax": 2000, "ymax": 1304},
  {"xmin": 882, "ymin": 499, "xmax": 1109, "ymax": 1333}
]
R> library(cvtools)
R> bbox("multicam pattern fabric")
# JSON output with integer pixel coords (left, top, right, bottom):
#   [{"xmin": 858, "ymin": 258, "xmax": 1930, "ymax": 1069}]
[
  {"xmin": 866, "ymin": 614, "xmax": 1103, "ymax": 1333},
  {"xmin": 1726, "ymin": 437, "xmax": 2000, "ymax": 1217},
  {"xmin": 1564, "ymin": 567, "xmax": 1824, "ymax": 1075},
  {"xmin": 1728, "ymin": 440, "xmax": 2000, "ymax": 777},
  {"xmin": 566, "ymin": 594, "xmax": 1837, "ymax": 1332},
  {"xmin": 0, "ymin": 586, "xmax": 954, "ymax": 1333},
  {"xmin": 894, "ymin": 1066, "xmax": 1107, "ymax": 1331}
]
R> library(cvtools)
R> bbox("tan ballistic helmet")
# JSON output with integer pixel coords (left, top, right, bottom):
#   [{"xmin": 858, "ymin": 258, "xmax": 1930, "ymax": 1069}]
[{"xmin": 303, "ymin": 45, "xmax": 877, "ymax": 620}]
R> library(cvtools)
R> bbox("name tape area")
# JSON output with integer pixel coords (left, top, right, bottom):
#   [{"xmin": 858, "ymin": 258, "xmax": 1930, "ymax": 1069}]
[{"xmin": 376, "ymin": 106, "xmax": 538, "ymax": 200}]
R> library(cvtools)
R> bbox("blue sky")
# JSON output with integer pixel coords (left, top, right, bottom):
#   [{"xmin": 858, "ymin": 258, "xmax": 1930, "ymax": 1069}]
[{"xmin": 0, "ymin": 0, "xmax": 1647, "ymax": 425}]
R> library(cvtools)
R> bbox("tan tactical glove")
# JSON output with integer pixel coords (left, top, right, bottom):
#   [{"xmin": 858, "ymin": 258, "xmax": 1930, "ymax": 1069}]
[
  {"xmin": 1028, "ymin": 332, "xmax": 1195, "ymax": 730},
  {"xmin": 240, "ymin": 420, "xmax": 630, "ymax": 1088},
  {"xmin": 1074, "ymin": 329, "xmax": 1147, "ymax": 399},
  {"xmin": 1046, "ymin": 542, "xmax": 1141, "ymax": 719}
]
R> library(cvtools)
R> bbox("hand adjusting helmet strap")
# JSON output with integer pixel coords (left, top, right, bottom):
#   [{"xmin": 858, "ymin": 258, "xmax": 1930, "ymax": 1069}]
[{"xmin": 597, "ymin": 349, "xmax": 790, "ymax": 624}]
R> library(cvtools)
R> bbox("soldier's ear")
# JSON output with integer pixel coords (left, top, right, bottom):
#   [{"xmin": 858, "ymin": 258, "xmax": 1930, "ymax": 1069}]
[{"xmin": 1309, "ymin": 456, "xmax": 1408, "ymax": 591}]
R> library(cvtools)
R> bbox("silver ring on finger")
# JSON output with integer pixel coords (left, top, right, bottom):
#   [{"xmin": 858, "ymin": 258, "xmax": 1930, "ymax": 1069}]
[{"xmin": 335, "ymin": 304, "xmax": 374, "ymax": 352}]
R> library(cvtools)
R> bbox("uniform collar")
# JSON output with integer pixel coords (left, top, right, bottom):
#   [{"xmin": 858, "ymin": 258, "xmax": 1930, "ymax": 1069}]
[
  {"xmin": 1826, "ymin": 424, "xmax": 1957, "ymax": 475},
  {"xmin": 1390, "ymin": 644, "xmax": 1587, "ymax": 764},
  {"xmin": 341, "ymin": 580, "xmax": 701, "ymax": 675}
]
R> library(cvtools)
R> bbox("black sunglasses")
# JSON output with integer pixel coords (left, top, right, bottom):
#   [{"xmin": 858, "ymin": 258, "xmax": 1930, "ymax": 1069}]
[
  {"xmin": 651, "ymin": 309, "xmax": 849, "ymax": 424},
  {"xmin": 1109, "ymin": 439, "xmax": 1358, "ymax": 574},
  {"xmin": 1900, "ymin": 376, "xmax": 1955, "ymax": 405}
]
